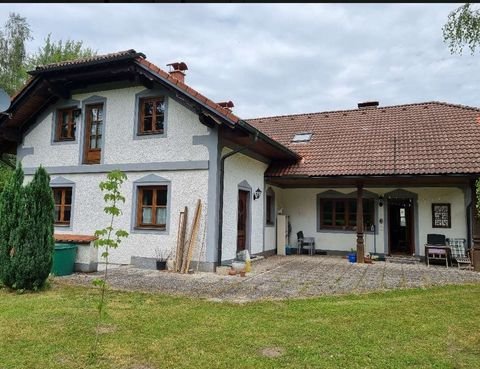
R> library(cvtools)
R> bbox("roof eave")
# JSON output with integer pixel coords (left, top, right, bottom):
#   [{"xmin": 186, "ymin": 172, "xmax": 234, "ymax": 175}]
[
  {"xmin": 236, "ymin": 120, "xmax": 300, "ymax": 161},
  {"xmin": 27, "ymin": 51, "xmax": 146, "ymax": 76},
  {"xmin": 135, "ymin": 61, "xmax": 237, "ymax": 128}
]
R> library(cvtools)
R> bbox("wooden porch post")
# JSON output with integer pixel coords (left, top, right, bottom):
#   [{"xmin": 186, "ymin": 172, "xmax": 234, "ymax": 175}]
[
  {"xmin": 356, "ymin": 183, "xmax": 365, "ymax": 263},
  {"xmin": 471, "ymin": 179, "xmax": 480, "ymax": 271}
]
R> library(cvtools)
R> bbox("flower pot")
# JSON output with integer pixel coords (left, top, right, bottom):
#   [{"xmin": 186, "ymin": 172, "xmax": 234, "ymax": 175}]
[
  {"xmin": 156, "ymin": 260, "xmax": 167, "ymax": 270},
  {"xmin": 347, "ymin": 253, "xmax": 357, "ymax": 263}
]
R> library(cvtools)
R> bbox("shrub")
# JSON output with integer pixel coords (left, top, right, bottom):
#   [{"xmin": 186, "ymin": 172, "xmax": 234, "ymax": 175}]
[
  {"xmin": 0, "ymin": 165, "xmax": 54, "ymax": 290},
  {"xmin": 0, "ymin": 164, "xmax": 25, "ymax": 287}
]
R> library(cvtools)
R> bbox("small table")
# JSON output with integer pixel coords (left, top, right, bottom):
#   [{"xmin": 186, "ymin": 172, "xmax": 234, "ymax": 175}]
[{"xmin": 425, "ymin": 245, "xmax": 450, "ymax": 268}]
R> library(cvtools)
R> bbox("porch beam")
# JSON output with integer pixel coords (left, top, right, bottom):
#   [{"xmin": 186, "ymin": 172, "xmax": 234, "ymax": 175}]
[
  {"xmin": 356, "ymin": 182, "xmax": 365, "ymax": 263},
  {"xmin": 471, "ymin": 179, "xmax": 480, "ymax": 271}
]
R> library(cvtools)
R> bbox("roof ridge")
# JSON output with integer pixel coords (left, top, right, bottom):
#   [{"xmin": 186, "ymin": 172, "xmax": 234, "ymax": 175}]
[{"xmin": 247, "ymin": 101, "xmax": 480, "ymax": 121}]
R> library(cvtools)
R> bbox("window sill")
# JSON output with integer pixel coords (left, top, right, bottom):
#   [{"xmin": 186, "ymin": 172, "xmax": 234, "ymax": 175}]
[
  {"xmin": 137, "ymin": 132, "xmax": 165, "ymax": 136},
  {"xmin": 135, "ymin": 226, "xmax": 166, "ymax": 231},
  {"xmin": 54, "ymin": 224, "xmax": 71, "ymax": 227},
  {"xmin": 52, "ymin": 139, "xmax": 77, "ymax": 145},
  {"xmin": 132, "ymin": 226, "xmax": 168, "ymax": 235}
]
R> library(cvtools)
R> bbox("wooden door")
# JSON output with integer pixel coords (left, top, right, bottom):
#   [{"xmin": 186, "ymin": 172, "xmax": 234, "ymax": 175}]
[
  {"xmin": 237, "ymin": 190, "xmax": 249, "ymax": 252},
  {"xmin": 84, "ymin": 104, "xmax": 103, "ymax": 164},
  {"xmin": 388, "ymin": 199, "xmax": 414, "ymax": 255}
]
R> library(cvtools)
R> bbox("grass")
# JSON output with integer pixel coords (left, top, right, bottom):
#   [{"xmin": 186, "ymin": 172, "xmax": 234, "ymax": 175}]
[{"xmin": 1, "ymin": 283, "xmax": 480, "ymax": 369}]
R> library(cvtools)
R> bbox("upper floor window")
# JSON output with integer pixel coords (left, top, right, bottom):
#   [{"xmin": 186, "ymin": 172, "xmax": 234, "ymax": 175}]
[
  {"xmin": 55, "ymin": 107, "xmax": 81, "ymax": 141},
  {"xmin": 138, "ymin": 97, "xmax": 165, "ymax": 135},
  {"xmin": 136, "ymin": 186, "xmax": 168, "ymax": 230},
  {"xmin": 83, "ymin": 103, "xmax": 104, "ymax": 164},
  {"xmin": 53, "ymin": 187, "xmax": 72, "ymax": 226},
  {"xmin": 319, "ymin": 198, "xmax": 374, "ymax": 231}
]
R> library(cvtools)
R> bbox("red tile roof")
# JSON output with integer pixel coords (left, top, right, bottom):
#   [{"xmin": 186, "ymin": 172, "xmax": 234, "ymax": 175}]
[
  {"xmin": 135, "ymin": 58, "xmax": 240, "ymax": 124},
  {"xmin": 29, "ymin": 49, "xmax": 144, "ymax": 74},
  {"xmin": 23, "ymin": 49, "xmax": 241, "ymax": 125},
  {"xmin": 54, "ymin": 234, "xmax": 97, "ymax": 244},
  {"xmin": 248, "ymin": 102, "xmax": 480, "ymax": 177}
]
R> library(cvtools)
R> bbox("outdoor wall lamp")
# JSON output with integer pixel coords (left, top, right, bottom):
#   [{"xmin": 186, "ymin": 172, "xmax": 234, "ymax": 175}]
[
  {"xmin": 253, "ymin": 188, "xmax": 262, "ymax": 200},
  {"xmin": 378, "ymin": 196, "xmax": 384, "ymax": 207}
]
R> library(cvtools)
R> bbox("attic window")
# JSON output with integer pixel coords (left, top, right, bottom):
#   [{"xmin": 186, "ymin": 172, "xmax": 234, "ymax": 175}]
[{"xmin": 292, "ymin": 133, "xmax": 312, "ymax": 142}]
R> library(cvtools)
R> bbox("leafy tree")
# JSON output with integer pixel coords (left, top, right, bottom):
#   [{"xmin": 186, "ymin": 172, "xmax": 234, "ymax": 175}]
[
  {"xmin": 91, "ymin": 170, "xmax": 128, "ymax": 357},
  {"xmin": 0, "ymin": 163, "xmax": 24, "ymax": 286},
  {"xmin": 0, "ymin": 14, "xmax": 96, "ymax": 96},
  {"xmin": 0, "ymin": 13, "xmax": 32, "ymax": 95},
  {"xmin": 26, "ymin": 33, "xmax": 96, "ymax": 70},
  {"xmin": 443, "ymin": 3, "xmax": 480, "ymax": 55}
]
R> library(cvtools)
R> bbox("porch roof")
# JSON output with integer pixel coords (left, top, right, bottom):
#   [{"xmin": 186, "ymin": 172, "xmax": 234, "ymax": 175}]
[
  {"xmin": 266, "ymin": 174, "xmax": 474, "ymax": 188},
  {"xmin": 249, "ymin": 102, "xmax": 480, "ymax": 177}
]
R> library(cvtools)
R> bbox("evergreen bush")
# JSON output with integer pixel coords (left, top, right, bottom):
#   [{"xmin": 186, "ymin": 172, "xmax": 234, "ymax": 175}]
[
  {"xmin": 0, "ymin": 164, "xmax": 25, "ymax": 287},
  {"xmin": 0, "ymin": 165, "xmax": 54, "ymax": 290}
]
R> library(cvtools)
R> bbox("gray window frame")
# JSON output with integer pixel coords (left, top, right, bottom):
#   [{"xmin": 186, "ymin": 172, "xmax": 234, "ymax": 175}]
[
  {"xmin": 50, "ymin": 176, "xmax": 76, "ymax": 231},
  {"xmin": 316, "ymin": 190, "xmax": 378, "ymax": 234},
  {"xmin": 51, "ymin": 99, "xmax": 81, "ymax": 145},
  {"xmin": 133, "ymin": 89, "xmax": 169, "ymax": 139},
  {"xmin": 265, "ymin": 187, "xmax": 276, "ymax": 227},
  {"xmin": 79, "ymin": 95, "xmax": 107, "ymax": 165},
  {"xmin": 131, "ymin": 174, "xmax": 172, "ymax": 235}
]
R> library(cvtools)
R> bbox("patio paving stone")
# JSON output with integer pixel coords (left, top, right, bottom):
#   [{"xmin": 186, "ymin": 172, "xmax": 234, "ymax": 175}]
[{"xmin": 61, "ymin": 255, "xmax": 480, "ymax": 302}]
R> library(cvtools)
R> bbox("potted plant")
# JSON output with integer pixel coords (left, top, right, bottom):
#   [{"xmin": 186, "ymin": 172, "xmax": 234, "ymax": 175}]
[{"xmin": 155, "ymin": 248, "xmax": 172, "ymax": 271}]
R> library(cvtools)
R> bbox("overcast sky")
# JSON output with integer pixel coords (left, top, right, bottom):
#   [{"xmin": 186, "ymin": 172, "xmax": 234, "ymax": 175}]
[{"xmin": 0, "ymin": 3, "xmax": 477, "ymax": 118}]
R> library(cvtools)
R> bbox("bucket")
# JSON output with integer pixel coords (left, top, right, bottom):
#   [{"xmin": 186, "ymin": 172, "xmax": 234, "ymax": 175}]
[{"xmin": 347, "ymin": 253, "xmax": 357, "ymax": 263}]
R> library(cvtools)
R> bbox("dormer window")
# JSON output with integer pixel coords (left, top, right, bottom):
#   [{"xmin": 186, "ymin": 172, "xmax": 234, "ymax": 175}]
[
  {"xmin": 138, "ymin": 96, "xmax": 165, "ymax": 135},
  {"xmin": 292, "ymin": 132, "xmax": 312, "ymax": 142}
]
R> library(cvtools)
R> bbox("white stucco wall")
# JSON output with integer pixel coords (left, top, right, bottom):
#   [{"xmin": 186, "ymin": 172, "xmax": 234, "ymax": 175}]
[
  {"xmin": 20, "ymin": 85, "xmax": 209, "ymax": 167},
  {"xmin": 281, "ymin": 187, "xmax": 467, "ymax": 257},
  {"xmin": 221, "ymin": 149, "xmax": 268, "ymax": 260},
  {"xmin": 35, "ymin": 170, "xmax": 209, "ymax": 265},
  {"xmin": 264, "ymin": 185, "xmax": 283, "ymax": 252},
  {"xmin": 76, "ymin": 244, "xmax": 98, "ymax": 265}
]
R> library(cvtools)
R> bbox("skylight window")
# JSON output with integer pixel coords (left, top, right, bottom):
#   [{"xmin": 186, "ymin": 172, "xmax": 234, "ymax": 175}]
[{"xmin": 292, "ymin": 133, "xmax": 312, "ymax": 142}]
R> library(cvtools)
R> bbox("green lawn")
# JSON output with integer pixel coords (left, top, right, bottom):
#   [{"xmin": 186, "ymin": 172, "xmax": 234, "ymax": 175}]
[{"xmin": 1, "ymin": 283, "xmax": 479, "ymax": 369}]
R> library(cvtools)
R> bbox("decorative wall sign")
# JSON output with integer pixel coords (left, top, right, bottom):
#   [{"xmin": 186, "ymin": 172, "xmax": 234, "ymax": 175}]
[{"xmin": 432, "ymin": 203, "xmax": 451, "ymax": 228}]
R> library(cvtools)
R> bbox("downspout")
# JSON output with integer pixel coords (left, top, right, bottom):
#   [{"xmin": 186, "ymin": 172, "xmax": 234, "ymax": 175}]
[{"xmin": 217, "ymin": 132, "xmax": 259, "ymax": 268}]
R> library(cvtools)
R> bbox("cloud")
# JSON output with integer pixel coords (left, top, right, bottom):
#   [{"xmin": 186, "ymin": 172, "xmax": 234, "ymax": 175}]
[{"xmin": 0, "ymin": 3, "xmax": 476, "ymax": 118}]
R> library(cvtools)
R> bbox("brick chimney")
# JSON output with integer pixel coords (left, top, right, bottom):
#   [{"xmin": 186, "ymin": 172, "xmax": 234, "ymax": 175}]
[
  {"xmin": 166, "ymin": 62, "xmax": 188, "ymax": 83},
  {"xmin": 358, "ymin": 101, "xmax": 379, "ymax": 109},
  {"xmin": 217, "ymin": 101, "xmax": 234, "ymax": 111}
]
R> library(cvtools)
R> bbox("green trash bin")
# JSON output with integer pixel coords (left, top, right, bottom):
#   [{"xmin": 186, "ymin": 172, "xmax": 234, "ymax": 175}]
[{"xmin": 52, "ymin": 243, "xmax": 78, "ymax": 276}]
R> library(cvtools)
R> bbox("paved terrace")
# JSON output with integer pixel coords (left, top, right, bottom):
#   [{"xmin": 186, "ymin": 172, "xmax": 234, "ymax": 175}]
[{"xmin": 61, "ymin": 256, "xmax": 480, "ymax": 302}]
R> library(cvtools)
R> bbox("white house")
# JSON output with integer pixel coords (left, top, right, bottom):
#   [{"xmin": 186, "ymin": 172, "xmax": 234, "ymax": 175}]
[{"xmin": 1, "ymin": 49, "xmax": 479, "ymax": 272}]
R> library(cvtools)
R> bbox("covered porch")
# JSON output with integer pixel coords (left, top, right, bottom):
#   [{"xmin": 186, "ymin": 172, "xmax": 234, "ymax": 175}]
[{"xmin": 265, "ymin": 175, "xmax": 480, "ymax": 270}]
